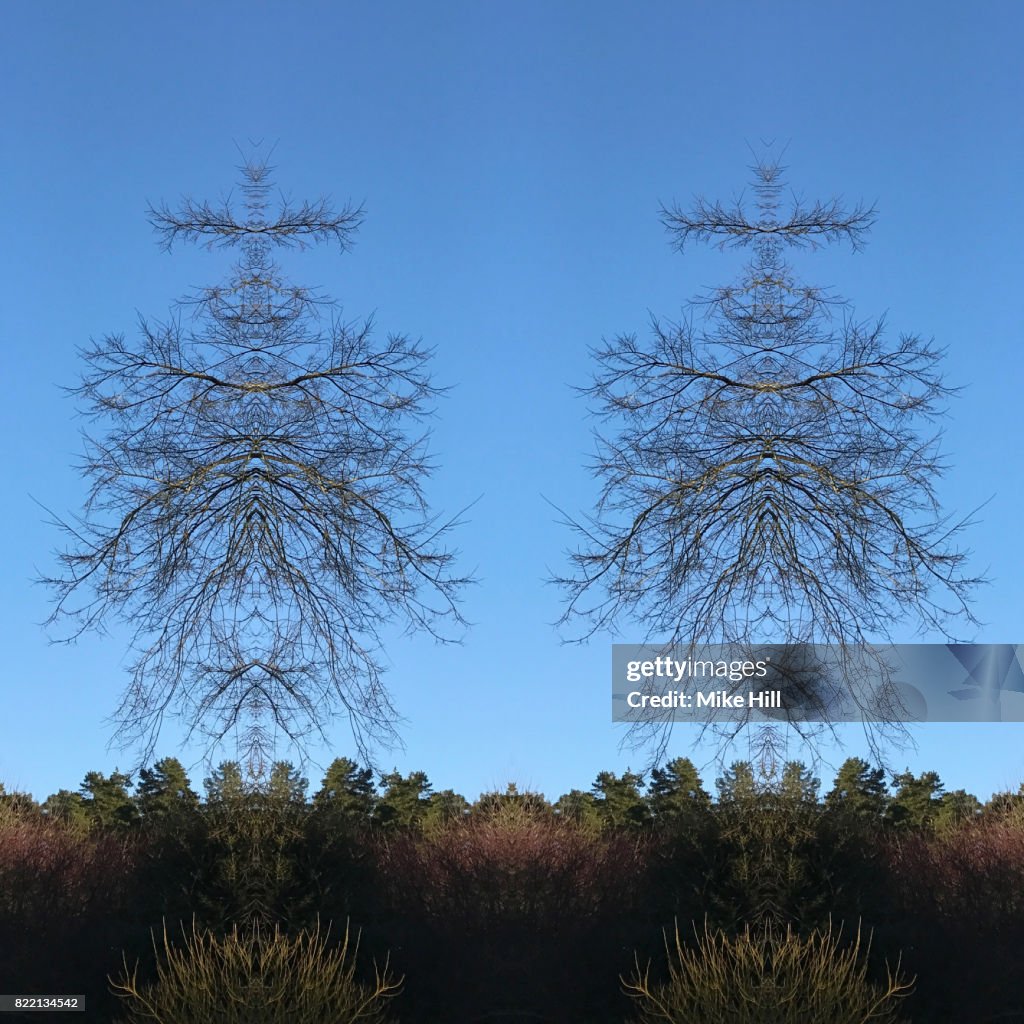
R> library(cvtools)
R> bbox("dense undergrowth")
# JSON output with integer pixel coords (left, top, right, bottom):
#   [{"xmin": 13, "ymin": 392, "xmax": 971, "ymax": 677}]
[{"xmin": 1, "ymin": 759, "xmax": 1023, "ymax": 1023}]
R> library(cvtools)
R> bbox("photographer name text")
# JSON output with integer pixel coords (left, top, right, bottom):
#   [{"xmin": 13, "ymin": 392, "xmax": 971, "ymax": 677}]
[{"xmin": 625, "ymin": 689, "xmax": 782, "ymax": 709}]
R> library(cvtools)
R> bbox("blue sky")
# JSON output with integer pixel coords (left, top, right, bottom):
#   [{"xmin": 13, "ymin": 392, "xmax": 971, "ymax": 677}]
[{"xmin": 3, "ymin": 2, "xmax": 1023, "ymax": 806}]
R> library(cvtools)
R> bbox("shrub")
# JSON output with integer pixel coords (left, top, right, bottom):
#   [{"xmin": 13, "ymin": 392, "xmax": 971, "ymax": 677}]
[
  {"xmin": 622, "ymin": 916, "xmax": 914, "ymax": 1024},
  {"xmin": 884, "ymin": 818, "xmax": 1024, "ymax": 933},
  {"xmin": 371, "ymin": 812, "xmax": 653, "ymax": 1022},
  {"xmin": 109, "ymin": 916, "xmax": 402, "ymax": 1024},
  {"xmin": 181, "ymin": 787, "xmax": 318, "ymax": 933},
  {"xmin": 706, "ymin": 784, "xmax": 834, "ymax": 933},
  {"xmin": 878, "ymin": 819, "xmax": 1024, "ymax": 1023},
  {"xmin": 0, "ymin": 811, "xmax": 149, "ymax": 1021}
]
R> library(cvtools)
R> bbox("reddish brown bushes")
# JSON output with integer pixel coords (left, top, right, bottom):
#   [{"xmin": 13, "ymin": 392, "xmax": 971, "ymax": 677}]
[
  {"xmin": 376, "ymin": 809, "xmax": 648, "ymax": 923},
  {"xmin": 0, "ymin": 813, "xmax": 149, "ymax": 1019},
  {"xmin": 884, "ymin": 818, "xmax": 1024, "ymax": 933},
  {"xmin": 879, "ymin": 818, "xmax": 1024, "ymax": 1023},
  {"xmin": 0, "ymin": 814, "xmax": 143, "ymax": 928},
  {"xmin": 369, "ymin": 810, "xmax": 655, "ymax": 1022}
]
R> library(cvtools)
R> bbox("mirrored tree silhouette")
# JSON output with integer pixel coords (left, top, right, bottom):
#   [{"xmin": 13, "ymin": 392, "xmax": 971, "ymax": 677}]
[
  {"xmin": 42, "ymin": 151, "xmax": 471, "ymax": 780},
  {"xmin": 557, "ymin": 149, "xmax": 982, "ymax": 774}
]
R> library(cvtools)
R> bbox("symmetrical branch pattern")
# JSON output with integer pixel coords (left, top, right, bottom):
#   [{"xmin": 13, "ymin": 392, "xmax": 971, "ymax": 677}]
[
  {"xmin": 43, "ymin": 155, "xmax": 469, "ymax": 774},
  {"xmin": 557, "ymin": 154, "xmax": 981, "ymax": 766}
]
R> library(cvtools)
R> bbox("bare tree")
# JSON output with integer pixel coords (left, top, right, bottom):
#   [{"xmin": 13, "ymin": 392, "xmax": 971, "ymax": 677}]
[
  {"xmin": 41, "ymin": 152, "xmax": 471, "ymax": 779},
  {"xmin": 556, "ymin": 151, "xmax": 983, "ymax": 774}
]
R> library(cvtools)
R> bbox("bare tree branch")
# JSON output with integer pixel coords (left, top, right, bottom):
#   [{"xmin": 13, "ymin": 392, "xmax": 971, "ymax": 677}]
[
  {"xmin": 40, "ymin": 152, "xmax": 472, "ymax": 777},
  {"xmin": 556, "ymin": 152, "xmax": 984, "ymax": 777}
]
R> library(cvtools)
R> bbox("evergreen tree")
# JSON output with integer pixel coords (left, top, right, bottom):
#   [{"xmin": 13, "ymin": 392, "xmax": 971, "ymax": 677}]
[
  {"xmin": 823, "ymin": 757, "xmax": 889, "ymax": 821},
  {"xmin": 935, "ymin": 788, "xmax": 982, "ymax": 830},
  {"xmin": 0, "ymin": 783, "xmax": 40, "ymax": 819},
  {"xmin": 983, "ymin": 785, "xmax": 1024, "ymax": 821},
  {"xmin": 778, "ymin": 761, "xmax": 820, "ymax": 803},
  {"xmin": 423, "ymin": 788, "xmax": 471, "ymax": 828},
  {"xmin": 265, "ymin": 761, "xmax": 308, "ymax": 804},
  {"xmin": 646, "ymin": 757, "xmax": 712, "ymax": 827},
  {"xmin": 40, "ymin": 788, "xmax": 90, "ymax": 829},
  {"xmin": 552, "ymin": 789, "xmax": 603, "ymax": 830},
  {"xmin": 130, "ymin": 759, "xmax": 206, "ymax": 933},
  {"xmin": 887, "ymin": 769, "xmax": 945, "ymax": 829},
  {"xmin": 134, "ymin": 757, "xmax": 201, "ymax": 826},
  {"xmin": 715, "ymin": 761, "xmax": 759, "ymax": 803},
  {"xmin": 311, "ymin": 757, "xmax": 377, "ymax": 825},
  {"xmin": 374, "ymin": 770, "xmax": 433, "ymax": 829},
  {"xmin": 471, "ymin": 782, "xmax": 552, "ymax": 822},
  {"xmin": 80, "ymin": 769, "xmax": 139, "ymax": 831},
  {"xmin": 203, "ymin": 761, "xmax": 248, "ymax": 804},
  {"xmin": 194, "ymin": 759, "xmax": 314, "ymax": 932},
  {"xmin": 712, "ymin": 760, "xmax": 829, "ymax": 930},
  {"xmin": 591, "ymin": 770, "xmax": 651, "ymax": 829}
]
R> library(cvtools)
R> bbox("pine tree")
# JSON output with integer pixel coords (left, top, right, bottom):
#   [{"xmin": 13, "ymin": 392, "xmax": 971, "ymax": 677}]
[
  {"xmin": 80, "ymin": 769, "xmax": 139, "ymax": 831},
  {"xmin": 887, "ymin": 769, "xmax": 945, "ymax": 830},
  {"xmin": 203, "ymin": 761, "xmax": 248, "ymax": 804},
  {"xmin": 374, "ymin": 770, "xmax": 433, "ymax": 829},
  {"xmin": 778, "ymin": 761, "xmax": 820, "ymax": 803},
  {"xmin": 0, "ymin": 783, "xmax": 40, "ymax": 820},
  {"xmin": 715, "ymin": 761, "xmax": 759, "ymax": 803},
  {"xmin": 552, "ymin": 788, "xmax": 603, "ymax": 830},
  {"xmin": 591, "ymin": 770, "xmax": 651, "ymax": 829},
  {"xmin": 471, "ymin": 783, "xmax": 552, "ymax": 822},
  {"xmin": 423, "ymin": 788, "xmax": 471, "ymax": 828},
  {"xmin": 646, "ymin": 756, "xmax": 712, "ymax": 826},
  {"xmin": 265, "ymin": 761, "xmax": 308, "ymax": 804},
  {"xmin": 40, "ymin": 788, "xmax": 90, "ymax": 829},
  {"xmin": 824, "ymin": 757, "xmax": 889, "ymax": 821},
  {"xmin": 935, "ymin": 788, "xmax": 982, "ymax": 830},
  {"xmin": 134, "ymin": 757, "xmax": 201, "ymax": 825},
  {"xmin": 311, "ymin": 757, "xmax": 377, "ymax": 825}
]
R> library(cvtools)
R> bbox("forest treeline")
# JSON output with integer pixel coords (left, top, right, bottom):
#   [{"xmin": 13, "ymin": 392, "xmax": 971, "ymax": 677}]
[
  {"xmin": 0, "ymin": 754, "xmax": 1020, "ymax": 834},
  {"xmin": 3, "ymin": 757, "xmax": 1024, "ymax": 1023}
]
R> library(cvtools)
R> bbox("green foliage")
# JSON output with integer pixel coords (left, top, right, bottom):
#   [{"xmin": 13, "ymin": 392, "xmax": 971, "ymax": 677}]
[
  {"xmin": 983, "ymin": 784, "xmax": 1024, "ymax": 823},
  {"xmin": 81, "ymin": 770, "xmax": 140, "ymax": 831},
  {"xmin": 552, "ymin": 788, "xmax": 603, "ymax": 831},
  {"xmin": 778, "ymin": 762, "xmax": 820, "ymax": 803},
  {"xmin": 824, "ymin": 757, "xmax": 889, "ymax": 822},
  {"xmin": 374, "ymin": 770, "xmax": 433, "ymax": 829},
  {"xmin": 192, "ymin": 761, "xmax": 315, "ymax": 932},
  {"xmin": 887, "ymin": 769, "xmax": 945, "ymax": 830},
  {"xmin": 422, "ymin": 788, "xmax": 471, "ymax": 829},
  {"xmin": 646, "ymin": 758, "xmax": 711, "ymax": 827},
  {"xmin": 7, "ymin": 755, "xmax": 1024, "ymax": 1022},
  {"xmin": 203, "ymin": 761, "xmax": 247, "ymax": 804},
  {"xmin": 312, "ymin": 758, "xmax": 377, "ymax": 826},
  {"xmin": 40, "ymin": 788, "xmax": 91, "ymax": 830},
  {"xmin": 592, "ymin": 770, "xmax": 652, "ymax": 829},
  {"xmin": 715, "ymin": 761, "xmax": 758, "ymax": 803},
  {"xmin": 934, "ymin": 788, "xmax": 982, "ymax": 830},
  {"xmin": 0, "ymin": 783, "xmax": 40, "ymax": 821},
  {"xmin": 134, "ymin": 758, "xmax": 201, "ymax": 829},
  {"xmin": 622, "ymin": 917, "xmax": 914, "ymax": 1024},
  {"xmin": 109, "ymin": 917, "xmax": 402, "ymax": 1024},
  {"xmin": 708, "ymin": 761, "xmax": 832, "ymax": 930},
  {"xmin": 471, "ymin": 783, "xmax": 552, "ymax": 822},
  {"xmin": 265, "ymin": 762, "xmax": 309, "ymax": 804}
]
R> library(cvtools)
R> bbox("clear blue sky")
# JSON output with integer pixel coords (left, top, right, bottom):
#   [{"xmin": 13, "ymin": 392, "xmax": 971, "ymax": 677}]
[{"xmin": 3, "ymin": 2, "xmax": 1023, "ymax": 806}]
